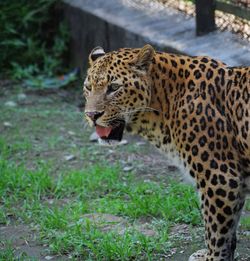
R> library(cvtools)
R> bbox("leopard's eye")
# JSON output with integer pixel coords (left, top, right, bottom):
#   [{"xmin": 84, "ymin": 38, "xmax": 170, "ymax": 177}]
[{"xmin": 107, "ymin": 83, "xmax": 121, "ymax": 94}]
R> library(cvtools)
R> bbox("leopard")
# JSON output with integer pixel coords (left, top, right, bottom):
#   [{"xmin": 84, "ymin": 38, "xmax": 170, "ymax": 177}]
[{"xmin": 83, "ymin": 44, "xmax": 250, "ymax": 261}]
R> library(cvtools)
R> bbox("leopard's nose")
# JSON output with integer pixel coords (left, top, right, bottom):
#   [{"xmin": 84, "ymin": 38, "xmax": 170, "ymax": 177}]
[{"xmin": 85, "ymin": 111, "xmax": 104, "ymax": 122}]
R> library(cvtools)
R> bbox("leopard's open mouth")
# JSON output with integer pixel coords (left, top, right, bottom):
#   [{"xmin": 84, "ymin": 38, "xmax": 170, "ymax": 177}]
[{"xmin": 95, "ymin": 121, "xmax": 125, "ymax": 142}]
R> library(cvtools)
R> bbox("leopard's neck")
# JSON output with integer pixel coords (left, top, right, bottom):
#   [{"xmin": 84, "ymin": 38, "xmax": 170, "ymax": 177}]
[{"xmin": 126, "ymin": 53, "xmax": 183, "ymax": 147}]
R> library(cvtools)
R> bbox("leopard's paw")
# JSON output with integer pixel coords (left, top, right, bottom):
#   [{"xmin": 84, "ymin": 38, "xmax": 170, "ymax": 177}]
[{"xmin": 189, "ymin": 249, "xmax": 207, "ymax": 261}]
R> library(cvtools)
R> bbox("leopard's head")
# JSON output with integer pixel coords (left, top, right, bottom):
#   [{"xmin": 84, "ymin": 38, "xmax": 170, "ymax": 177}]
[{"xmin": 84, "ymin": 45, "xmax": 155, "ymax": 144}]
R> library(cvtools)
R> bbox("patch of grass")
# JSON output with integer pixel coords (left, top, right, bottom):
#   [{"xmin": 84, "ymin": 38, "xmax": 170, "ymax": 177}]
[
  {"xmin": 0, "ymin": 205, "xmax": 9, "ymax": 225},
  {"xmin": 53, "ymin": 163, "xmax": 201, "ymax": 223},
  {"xmin": 41, "ymin": 218, "xmax": 171, "ymax": 260},
  {"xmin": 245, "ymin": 199, "xmax": 250, "ymax": 211},
  {"xmin": 240, "ymin": 200, "xmax": 250, "ymax": 230},
  {"xmin": 0, "ymin": 136, "xmax": 32, "ymax": 158},
  {"xmin": 0, "ymin": 242, "xmax": 16, "ymax": 261},
  {"xmin": 0, "ymin": 160, "xmax": 53, "ymax": 201},
  {"xmin": 241, "ymin": 216, "xmax": 250, "ymax": 230},
  {"xmin": 0, "ymin": 241, "xmax": 37, "ymax": 261},
  {"xmin": 91, "ymin": 179, "xmax": 201, "ymax": 224},
  {"xmin": 55, "ymin": 165, "xmax": 121, "ymax": 198},
  {"xmin": 0, "ymin": 137, "xmax": 201, "ymax": 259}
]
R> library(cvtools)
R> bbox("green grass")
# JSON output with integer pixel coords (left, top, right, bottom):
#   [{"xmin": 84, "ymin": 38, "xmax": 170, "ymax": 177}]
[
  {"xmin": 42, "ymin": 223, "xmax": 163, "ymax": 260},
  {"xmin": 0, "ymin": 161, "xmax": 52, "ymax": 201},
  {"xmin": 0, "ymin": 242, "xmax": 16, "ymax": 261},
  {"xmin": 240, "ymin": 199, "xmax": 250, "ymax": 229},
  {"xmin": 90, "ymin": 180, "xmax": 200, "ymax": 223},
  {"xmin": 244, "ymin": 199, "xmax": 250, "ymax": 211},
  {"xmin": 0, "ymin": 137, "xmax": 201, "ymax": 260},
  {"xmin": 241, "ymin": 216, "xmax": 250, "ymax": 230},
  {"xmin": 0, "ymin": 241, "xmax": 38, "ymax": 261},
  {"xmin": 240, "ymin": 198, "xmax": 250, "ymax": 229}
]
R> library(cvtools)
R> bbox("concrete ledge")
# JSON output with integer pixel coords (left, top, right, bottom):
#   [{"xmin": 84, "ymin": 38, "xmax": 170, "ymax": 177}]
[{"xmin": 63, "ymin": 0, "xmax": 250, "ymax": 71}]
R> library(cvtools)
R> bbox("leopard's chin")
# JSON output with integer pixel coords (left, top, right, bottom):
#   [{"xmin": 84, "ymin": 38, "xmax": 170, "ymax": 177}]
[{"xmin": 96, "ymin": 121, "xmax": 125, "ymax": 143}]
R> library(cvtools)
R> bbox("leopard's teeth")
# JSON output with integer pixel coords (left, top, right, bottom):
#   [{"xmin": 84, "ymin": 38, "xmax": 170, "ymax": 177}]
[{"xmin": 98, "ymin": 138, "xmax": 120, "ymax": 146}]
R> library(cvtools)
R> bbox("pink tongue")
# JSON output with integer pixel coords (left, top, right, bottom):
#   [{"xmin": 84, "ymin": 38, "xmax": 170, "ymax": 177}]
[{"xmin": 96, "ymin": 125, "xmax": 112, "ymax": 138}]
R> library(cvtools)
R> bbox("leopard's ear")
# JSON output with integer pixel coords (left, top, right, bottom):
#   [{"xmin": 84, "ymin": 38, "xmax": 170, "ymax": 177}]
[
  {"xmin": 133, "ymin": 44, "xmax": 155, "ymax": 72},
  {"xmin": 89, "ymin": 46, "xmax": 105, "ymax": 65}
]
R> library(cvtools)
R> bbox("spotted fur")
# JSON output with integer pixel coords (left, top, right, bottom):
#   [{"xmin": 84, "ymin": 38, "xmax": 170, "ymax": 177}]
[{"xmin": 84, "ymin": 45, "xmax": 250, "ymax": 261}]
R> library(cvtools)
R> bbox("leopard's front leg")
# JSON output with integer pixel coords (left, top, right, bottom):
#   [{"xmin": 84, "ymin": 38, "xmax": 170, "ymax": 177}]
[{"xmin": 189, "ymin": 169, "xmax": 245, "ymax": 261}]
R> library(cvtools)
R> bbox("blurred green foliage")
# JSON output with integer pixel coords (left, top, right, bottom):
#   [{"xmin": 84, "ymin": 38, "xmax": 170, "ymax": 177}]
[{"xmin": 0, "ymin": 0, "xmax": 69, "ymax": 79}]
